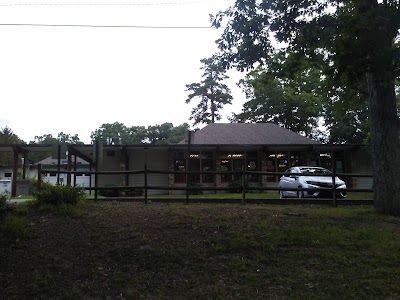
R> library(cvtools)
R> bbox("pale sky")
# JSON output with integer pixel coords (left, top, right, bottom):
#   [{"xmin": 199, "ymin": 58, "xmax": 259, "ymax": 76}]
[{"xmin": 0, "ymin": 0, "xmax": 247, "ymax": 144}]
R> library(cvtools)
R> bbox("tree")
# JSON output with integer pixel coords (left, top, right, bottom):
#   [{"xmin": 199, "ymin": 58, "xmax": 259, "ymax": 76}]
[
  {"xmin": 31, "ymin": 132, "xmax": 83, "ymax": 145},
  {"xmin": 0, "ymin": 126, "xmax": 23, "ymax": 165},
  {"xmin": 0, "ymin": 126, "xmax": 22, "ymax": 144},
  {"xmin": 231, "ymin": 53, "xmax": 324, "ymax": 138},
  {"xmin": 185, "ymin": 55, "xmax": 233, "ymax": 126},
  {"xmin": 90, "ymin": 122, "xmax": 189, "ymax": 145},
  {"xmin": 212, "ymin": 0, "xmax": 400, "ymax": 215},
  {"xmin": 29, "ymin": 132, "xmax": 83, "ymax": 163},
  {"xmin": 324, "ymin": 77, "xmax": 370, "ymax": 144},
  {"xmin": 90, "ymin": 122, "xmax": 147, "ymax": 144},
  {"xmin": 146, "ymin": 123, "xmax": 189, "ymax": 145},
  {"xmin": 232, "ymin": 50, "xmax": 370, "ymax": 143}
]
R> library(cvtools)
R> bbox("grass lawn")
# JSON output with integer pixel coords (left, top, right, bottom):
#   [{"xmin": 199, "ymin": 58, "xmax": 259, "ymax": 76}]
[{"xmin": 1, "ymin": 200, "xmax": 398, "ymax": 299}]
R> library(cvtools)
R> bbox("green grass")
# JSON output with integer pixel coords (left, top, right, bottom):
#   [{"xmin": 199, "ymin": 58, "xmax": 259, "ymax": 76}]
[
  {"xmin": 156, "ymin": 204, "xmax": 399, "ymax": 299},
  {"xmin": 0, "ymin": 215, "xmax": 30, "ymax": 240},
  {"xmin": 89, "ymin": 191, "xmax": 374, "ymax": 201},
  {"xmin": 2, "ymin": 202, "xmax": 397, "ymax": 299},
  {"xmin": 36, "ymin": 200, "xmax": 87, "ymax": 217},
  {"xmin": 10, "ymin": 195, "xmax": 35, "ymax": 200}
]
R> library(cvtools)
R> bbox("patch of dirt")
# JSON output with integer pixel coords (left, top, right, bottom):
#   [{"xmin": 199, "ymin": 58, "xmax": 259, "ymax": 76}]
[{"xmin": 0, "ymin": 202, "xmax": 283, "ymax": 300}]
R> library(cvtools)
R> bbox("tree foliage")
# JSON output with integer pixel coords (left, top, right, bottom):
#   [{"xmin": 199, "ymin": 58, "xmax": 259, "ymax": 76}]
[
  {"xmin": 30, "ymin": 132, "xmax": 83, "ymax": 145},
  {"xmin": 0, "ymin": 126, "xmax": 22, "ymax": 144},
  {"xmin": 185, "ymin": 55, "xmax": 233, "ymax": 126},
  {"xmin": 231, "ymin": 53, "xmax": 324, "ymax": 138},
  {"xmin": 0, "ymin": 126, "xmax": 23, "ymax": 166},
  {"xmin": 146, "ymin": 123, "xmax": 190, "ymax": 145},
  {"xmin": 28, "ymin": 132, "xmax": 83, "ymax": 163},
  {"xmin": 212, "ymin": 0, "xmax": 400, "ymax": 215},
  {"xmin": 90, "ymin": 122, "xmax": 189, "ymax": 145},
  {"xmin": 90, "ymin": 122, "xmax": 146, "ymax": 144}
]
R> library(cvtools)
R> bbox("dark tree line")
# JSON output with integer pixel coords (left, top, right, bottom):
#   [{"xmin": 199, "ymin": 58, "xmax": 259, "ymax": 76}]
[{"xmin": 0, "ymin": 122, "xmax": 189, "ymax": 164}]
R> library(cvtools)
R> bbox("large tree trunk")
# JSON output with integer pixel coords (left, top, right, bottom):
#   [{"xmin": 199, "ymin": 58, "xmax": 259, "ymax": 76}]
[{"xmin": 367, "ymin": 76, "xmax": 400, "ymax": 215}]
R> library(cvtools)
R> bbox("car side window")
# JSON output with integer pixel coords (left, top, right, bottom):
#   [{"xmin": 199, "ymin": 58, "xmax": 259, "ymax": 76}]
[{"xmin": 283, "ymin": 169, "xmax": 291, "ymax": 177}]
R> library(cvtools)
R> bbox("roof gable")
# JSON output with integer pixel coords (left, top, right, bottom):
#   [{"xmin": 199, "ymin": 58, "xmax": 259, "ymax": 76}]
[
  {"xmin": 187, "ymin": 123, "xmax": 320, "ymax": 145},
  {"xmin": 34, "ymin": 156, "xmax": 89, "ymax": 166}
]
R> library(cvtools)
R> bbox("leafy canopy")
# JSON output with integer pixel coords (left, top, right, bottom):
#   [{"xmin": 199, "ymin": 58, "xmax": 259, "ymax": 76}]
[
  {"xmin": 90, "ymin": 122, "xmax": 189, "ymax": 145},
  {"xmin": 231, "ymin": 52, "xmax": 324, "ymax": 138}
]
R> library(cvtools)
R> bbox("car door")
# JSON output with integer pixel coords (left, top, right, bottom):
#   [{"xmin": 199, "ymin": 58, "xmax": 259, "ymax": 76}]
[{"xmin": 279, "ymin": 168, "xmax": 297, "ymax": 197}]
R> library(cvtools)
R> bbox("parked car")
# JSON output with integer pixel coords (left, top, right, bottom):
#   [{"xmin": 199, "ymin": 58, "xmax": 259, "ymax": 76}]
[{"xmin": 278, "ymin": 166, "xmax": 347, "ymax": 198}]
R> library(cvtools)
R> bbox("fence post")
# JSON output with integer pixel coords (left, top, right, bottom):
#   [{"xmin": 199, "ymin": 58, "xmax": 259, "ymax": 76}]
[
  {"xmin": 241, "ymin": 167, "xmax": 246, "ymax": 205},
  {"xmin": 94, "ymin": 140, "xmax": 99, "ymax": 201},
  {"xmin": 144, "ymin": 164, "xmax": 148, "ymax": 204},
  {"xmin": 331, "ymin": 152, "xmax": 337, "ymax": 207},
  {"xmin": 332, "ymin": 171, "xmax": 337, "ymax": 207},
  {"xmin": 185, "ymin": 130, "xmax": 192, "ymax": 205},
  {"xmin": 37, "ymin": 164, "xmax": 42, "ymax": 191}
]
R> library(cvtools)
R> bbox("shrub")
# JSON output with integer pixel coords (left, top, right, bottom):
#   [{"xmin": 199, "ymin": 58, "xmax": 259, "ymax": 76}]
[
  {"xmin": 124, "ymin": 187, "xmax": 144, "ymax": 197},
  {"xmin": 187, "ymin": 182, "xmax": 204, "ymax": 195},
  {"xmin": 228, "ymin": 179, "xmax": 247, "ymax": 193},
  {"xmin": 99, "ymin": 185, "xmax": 120, "ymax": 197},
  {"xmin": 0, "ymin": 215, "xmax": 30, "ymax": 239},
  {"xmin": 0, "ymin": 191, "xmax": 10, "ymax": 212},
  {"xmin": 34, "ymin": 184, "xmax": 85, "ymax": 206}
]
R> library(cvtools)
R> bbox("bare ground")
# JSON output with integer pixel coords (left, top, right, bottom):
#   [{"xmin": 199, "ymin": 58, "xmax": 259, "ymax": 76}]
[{"xmin": 1, "ymin": 201, "xmax": 399, "ymax": 300}]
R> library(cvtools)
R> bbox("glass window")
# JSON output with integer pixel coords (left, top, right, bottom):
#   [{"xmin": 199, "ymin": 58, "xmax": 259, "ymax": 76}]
[
  {"xmin": 174, "ymin": 151, "xmax": 214, "ymax": 184},
  {"xmin": 266, "ymin": 159, "xmax": 276, "ymax": 182},
  {"xmin": 174, "ymin": 159, "xmax": 186, "ymax": 183},
  {"xmin": 290, "ymin": 151, "xmax": 301, "ymax": 167},
  {"xmin": 247, "ymin": 151, "xmax": 258, "ymax": 159},
  {"xmin": 267, "ymin": 151, "xmax": 289, "ymax": 182},
  {"xmin": 201, "ymin": 151, "xmax": 213, "ymax": 159},
  {"xmin": 202, "ymin": 159, "xmax": 214, "ymax": 183},
  {"xmin": 220, "ymin": 152, "xmax": 231, "ymax": 159},
  {"xmin": 189, "ymin": 151, "xmax": 200, "ymax": 159},
  {"xmin": 220, "ymin": 159, "xmax": 231, "ymax": 182},
  {"xmin": 188, "ymin": 159, "xmax": 200, "ymax": 183},
  {"xmin": 220, "ymin": 151, "xmax": 258, "ymax": 183},
  {"xmin": 247, "ymin": 159, "xmax": 258, "ymax": 183},
  {"xmin": 278, "ymin": 158, "xmax": 288, "ymax": 172},
  {"xmin": 233, "ymin": 159, "xmax": 245, "ymax": 181}
]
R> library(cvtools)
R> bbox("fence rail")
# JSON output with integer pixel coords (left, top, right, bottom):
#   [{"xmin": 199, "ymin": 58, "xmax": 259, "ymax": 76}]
[{"xmin": 37, "ymin": 164, "xmax": 374, "ymax": 206}]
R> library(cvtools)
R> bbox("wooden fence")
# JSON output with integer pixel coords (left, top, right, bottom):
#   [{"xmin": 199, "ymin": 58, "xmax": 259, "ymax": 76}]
[{"xmin": 37, "ymin": 164, "xmax": 374, "ymax": 206}]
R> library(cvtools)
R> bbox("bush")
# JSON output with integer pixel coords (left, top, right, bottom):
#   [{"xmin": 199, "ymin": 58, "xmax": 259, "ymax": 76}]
[
  {"xmin": 187, "ymin": 182, "xmax": 204, "ymax": 195},
  {"xmin": 0, "ymin": 215, "xmax": 30, "ymax": 239},
  {"xmin": 98, "ymin": 185, "xmax": 144, "ymax": 197},
  {"xmin": 99, "ymin": 185, "xmax": 120, "ymax": 197},
  {"xmin": 124, "ymin": 187, "xmax": 143, "ymax": 197},
  {"xmin": 34, "ymin": 184, "xmax": 85, "ymax": 206},
  {"xmin": 0, "ymin": 191, "xmax": 10, "ymax": 211},
  {"xmin": 228, "ymin": 179, "xmax": 248, "ymax": 193}
]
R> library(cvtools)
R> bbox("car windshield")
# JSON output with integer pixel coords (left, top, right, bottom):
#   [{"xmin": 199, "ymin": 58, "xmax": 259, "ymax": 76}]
[{"xmin": 298, "ymin": 167, "xmax": 331, "ymax": 174}]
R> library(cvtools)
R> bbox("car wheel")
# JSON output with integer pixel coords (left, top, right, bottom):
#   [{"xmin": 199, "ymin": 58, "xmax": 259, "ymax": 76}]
[
  {"xmin": 279, "ymin": 190, "xmax": 285, "ymax": 199},
  {"xmin": 297, "ymin": 187, "xmax": 304, "ymax": 198}
]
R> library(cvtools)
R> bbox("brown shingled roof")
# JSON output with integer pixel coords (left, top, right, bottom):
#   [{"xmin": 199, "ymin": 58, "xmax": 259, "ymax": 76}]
[{"xmin": 187, "ymin": 123, "xmax": 320, "ymax": 145}]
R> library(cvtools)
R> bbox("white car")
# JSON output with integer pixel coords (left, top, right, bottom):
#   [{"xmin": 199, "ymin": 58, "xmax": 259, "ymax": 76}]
[{"xmin": 278, "ymin": 166, "xmax": 347, "ymax": 198}]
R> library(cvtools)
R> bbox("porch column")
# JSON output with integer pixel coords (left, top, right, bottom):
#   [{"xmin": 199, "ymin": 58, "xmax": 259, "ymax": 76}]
[
  {"xmin": 168, "ymin": 149, "xmax": 175, "ymax": 195},
  {"xmin": 11, "ymin": 150, "xmax": 18, "ymax": 197},
  {"xmin": 215, "ymin": 150, "xmax": 221, "ymax": 192},
  {"xmin": 260, "ymin": 150, "xmax": 267, "ymax": 189},
  {"xmin": 67, "ymin": 151, "xmax": 72, "ymax": 186}
]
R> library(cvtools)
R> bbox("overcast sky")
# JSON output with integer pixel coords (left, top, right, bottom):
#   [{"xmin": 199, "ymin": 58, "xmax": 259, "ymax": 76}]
[{"xmin": 0, "ymin": 0, "xmax": 247, "ymax": 144}]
